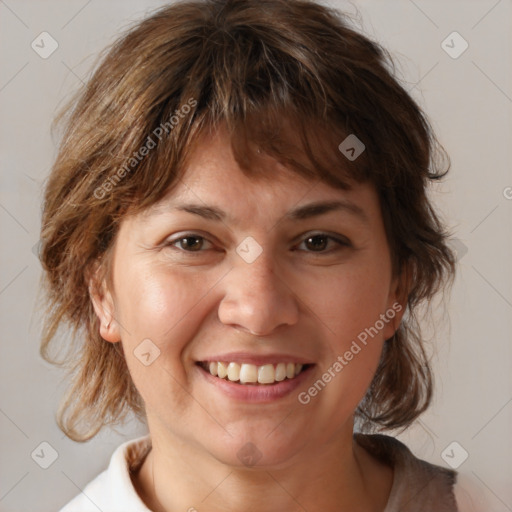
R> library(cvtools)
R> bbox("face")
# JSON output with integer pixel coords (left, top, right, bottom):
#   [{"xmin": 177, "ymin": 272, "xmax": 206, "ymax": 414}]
[{"xmin": 91, "ymin": 126, "xmax": 404, "ymax": 468}]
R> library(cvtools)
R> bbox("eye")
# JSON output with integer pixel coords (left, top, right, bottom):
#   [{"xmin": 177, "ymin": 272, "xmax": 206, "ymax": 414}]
[
  {"xmin": 296, "ymin": 233, "xmax": 350, "ymax": 253},
  {"xmin": 164, "ymin": 232, "xmax": 350, "ymax": 255},
  {"xmin": 166, "ymin": 234, "xmax": 214, "ymax": 252}
]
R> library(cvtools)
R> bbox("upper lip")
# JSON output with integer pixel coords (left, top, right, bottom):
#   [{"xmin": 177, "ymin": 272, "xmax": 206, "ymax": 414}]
[{"xmin": 196, "ymin": 352, "xmax": 314, "ymax": 366}]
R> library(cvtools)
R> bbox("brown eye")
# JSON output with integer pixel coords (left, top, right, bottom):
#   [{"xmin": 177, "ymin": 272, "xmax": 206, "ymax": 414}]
[
  {"xmin": 167, "ymin": 234, "xmax": 213, "ymax": 252},
  {"xmin": 304, "ymin": 235, "xmax": 329, "ymax": 251},
  {"xmin": 297, "ymin": 233, "xmax": 350, "ymax": 253},
  {"xmin": 178, "ymin": 236, "xmax": 204, "ymax": 251}
]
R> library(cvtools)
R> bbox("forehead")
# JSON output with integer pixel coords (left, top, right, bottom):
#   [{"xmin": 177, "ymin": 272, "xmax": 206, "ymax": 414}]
[
  {"xmin": 168, "ymin": 128, "xmax": 314, "ymax": 202},
  {"xmin": 143, "ymin": 126, "xmax": 380, "ymax": 223}
]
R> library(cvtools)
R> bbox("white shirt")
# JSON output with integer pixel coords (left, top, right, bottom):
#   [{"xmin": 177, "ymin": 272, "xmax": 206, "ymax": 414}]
[
  {"xmin": 60, "ymin": 435, "xmax": 152, "ymax": 512},
  {"xmin": 59, "ymin": 433, "xmax": 466, "ymax": 511}
]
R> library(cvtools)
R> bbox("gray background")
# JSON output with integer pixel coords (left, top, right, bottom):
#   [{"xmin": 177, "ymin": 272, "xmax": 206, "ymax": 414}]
[{"xmin": 0, "ymin": 0, "xmax": 511, "ymax": 510}]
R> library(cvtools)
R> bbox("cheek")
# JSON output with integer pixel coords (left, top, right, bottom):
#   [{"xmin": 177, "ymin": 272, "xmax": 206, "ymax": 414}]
[
  {"xmin": 308, "ymin": 262, "xmax": 393, "ymax": 344},
  {"xmin": 312, "ymin": 261, "xmax": 393, "ymax": 408},
  {"xmin": 116, "ymin": 265, "xmax": 209, "ymax": 337},
  {"xmin": 113, "ymin": 264, "xmax": 220, "ymax": 379},
  {"xmin": 113, "ymin": 266, "xmax": 220, "ymax": 415}
]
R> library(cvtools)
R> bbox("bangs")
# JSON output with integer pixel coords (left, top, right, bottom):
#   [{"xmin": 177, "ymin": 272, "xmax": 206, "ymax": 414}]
[
  {"xmin": 91, "ymin": 3, "xmax": 379, "ymax": 218},
  {"xmin": 124, "ymin": 106, "xmax": 368, "ymax": 218},
  {"xmin": 119, "ymin": 46, "xmax": 372, "ymax": 217}
]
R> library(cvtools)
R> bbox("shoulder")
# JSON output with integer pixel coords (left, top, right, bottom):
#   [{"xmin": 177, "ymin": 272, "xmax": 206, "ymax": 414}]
[
  {"xmin": 58, "ymin": 435, "xmax": 152, "ymax": 512},
  {"xmin": 354, "ymin": 433, "xmax": 459, "ymax": 512}
]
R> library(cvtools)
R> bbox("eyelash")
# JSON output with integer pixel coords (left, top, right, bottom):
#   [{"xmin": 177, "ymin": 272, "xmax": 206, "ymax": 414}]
[{"xmin": 164, "ymin": 232, "xmax": 351, "ymax": 255}]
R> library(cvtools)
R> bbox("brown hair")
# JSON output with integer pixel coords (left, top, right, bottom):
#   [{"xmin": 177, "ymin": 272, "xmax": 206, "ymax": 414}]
[{"xmin": 39, "ymin": 0, "xmax": 455, "ymax": 441}]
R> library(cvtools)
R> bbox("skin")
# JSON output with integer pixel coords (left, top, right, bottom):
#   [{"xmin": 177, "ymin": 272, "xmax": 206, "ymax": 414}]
[{"xmin": 90, "ymin": 125, "xmax": 406, "ymax": 512}]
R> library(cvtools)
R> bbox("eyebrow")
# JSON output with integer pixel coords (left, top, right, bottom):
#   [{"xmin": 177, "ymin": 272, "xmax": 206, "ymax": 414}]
[{"xmin": 161, "ymin": 199, "xmax": 369, "ymax": 225}]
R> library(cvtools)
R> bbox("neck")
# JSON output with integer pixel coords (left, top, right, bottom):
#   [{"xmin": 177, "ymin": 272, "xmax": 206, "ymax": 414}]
[{"xmin": 133, "ymin": 424, "xmax": 392, "ymax": 512}]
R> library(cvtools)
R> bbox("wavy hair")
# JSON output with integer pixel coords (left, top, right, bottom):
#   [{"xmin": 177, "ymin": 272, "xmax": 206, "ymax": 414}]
[{"xmin": 39, "ymin": 0, "xmax": 455, "ymax": 441}]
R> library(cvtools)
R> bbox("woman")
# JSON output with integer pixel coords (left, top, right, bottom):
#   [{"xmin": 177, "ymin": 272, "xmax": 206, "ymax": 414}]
[{"xmin": 40, "ymin": 0, "xmax": 460, "ymax": 510}]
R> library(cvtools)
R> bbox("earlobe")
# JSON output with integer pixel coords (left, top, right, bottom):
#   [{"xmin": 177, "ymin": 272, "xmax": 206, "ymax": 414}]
[
  {"xmin": 87, "ymin": 263, "xmax": 121, "ymax": 344},
  {"xmin": 382, "ymin": 299, "xmax": 405, "ymax": 341},
  {"xmin": 384, "ymin": 268, "xmax": 410, "ymax": 338}
]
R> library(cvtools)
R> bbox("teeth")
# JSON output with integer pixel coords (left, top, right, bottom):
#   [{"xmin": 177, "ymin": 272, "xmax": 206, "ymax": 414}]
[
  {"xmin": 240, "ymin": 363, "xmax": 258, "ymax": 383},
  {"xmin": 258, "ymin": 364, "xmax": 275, "ymax": 384},
  {"xmin": 275, "ymin": 363, "xmax": 287, "ymax": 381},
  {"xmin": 227, "ymin": 362, "xmax": 240, "ymax": 381},
  {"xmin": 217, "ymin": 362, "xmax": 228, "ymax": 379},
  {"xmin": 205, "ymin": 361, "xmax": 307, "ymax": 385}
]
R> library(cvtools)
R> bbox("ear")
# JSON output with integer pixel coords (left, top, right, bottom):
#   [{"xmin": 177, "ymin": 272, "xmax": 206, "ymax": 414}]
[
  {"xmin": 382, "ymin": 265, "xmax": 410, "ymax": 340},
  {"xmin": 87, "ymin": 260, "xmax": 121, "ymax": 343}
]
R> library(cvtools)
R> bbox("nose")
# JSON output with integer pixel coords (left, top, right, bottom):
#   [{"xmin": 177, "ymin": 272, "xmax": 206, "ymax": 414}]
[{"xmin": 217, "ymin": 252, "xmax": 300, "ymax": 336}]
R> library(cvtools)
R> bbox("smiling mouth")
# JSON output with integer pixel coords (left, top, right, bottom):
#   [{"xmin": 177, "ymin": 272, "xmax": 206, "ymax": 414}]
[{"xmin": 197, "ymin": 361, "xmax": 312, "ymax": 385}]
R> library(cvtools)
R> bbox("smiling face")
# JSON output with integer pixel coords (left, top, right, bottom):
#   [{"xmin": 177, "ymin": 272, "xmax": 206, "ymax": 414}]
[{"xmin": 91, "ymin": 125, "xmax": 405, "ymax": 468}]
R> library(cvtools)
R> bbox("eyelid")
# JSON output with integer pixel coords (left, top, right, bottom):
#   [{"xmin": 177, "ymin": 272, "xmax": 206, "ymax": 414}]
[
  {"xmin": 293, "ymin": 232, "xmax": 351, "ymax": 252},
  {"xmin": 293, "ymin": 230, "xmax": 351, "ymax": 245},
  {"xmin": 164, "ymin": 232, "xmax": 216, "ymax": 251},
  {"xmin": 164, "ymin": 230, "xmax": 351, "ymax": 254}
]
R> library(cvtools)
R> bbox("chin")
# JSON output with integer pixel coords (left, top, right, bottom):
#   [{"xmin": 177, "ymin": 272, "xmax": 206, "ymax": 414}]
[{"xmin": 206, "ymin": 426, "xmax": 310, "ymax": 470}]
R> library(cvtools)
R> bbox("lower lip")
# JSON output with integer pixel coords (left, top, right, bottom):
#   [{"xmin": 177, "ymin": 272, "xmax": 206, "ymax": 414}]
[{"xmin": 196, "ymin": 364, "xmax": 314, "ymax": 403}]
